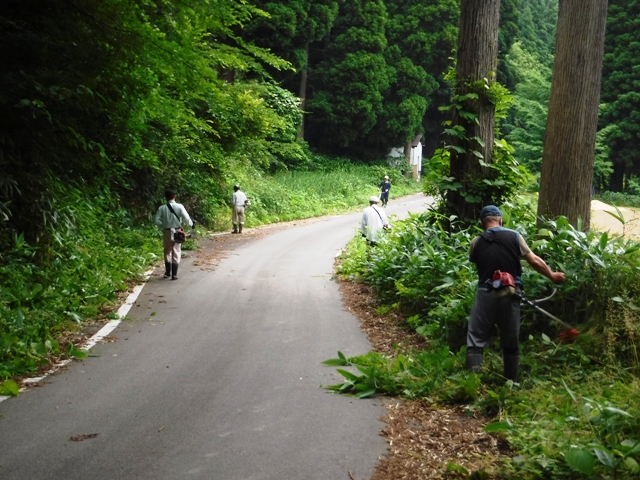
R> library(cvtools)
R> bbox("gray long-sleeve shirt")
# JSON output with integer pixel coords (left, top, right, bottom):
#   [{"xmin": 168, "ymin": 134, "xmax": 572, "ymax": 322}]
[{"xmin": 155, "ymin": 200, "xmax": 193, "ymax": 229}]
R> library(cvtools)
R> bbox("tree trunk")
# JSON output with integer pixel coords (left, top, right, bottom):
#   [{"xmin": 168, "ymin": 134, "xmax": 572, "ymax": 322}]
[
  {"xmin": 297, "ymin": 41, "xmax": 310, "ymax": 140},
  {"xmin": 609, "ymin": 162, "xmax": 625, "ymax": 192},
  {"xmin": 537, "ymin": 0, "xmax": 608, "ymax": 229},
  {"xmin": 447, "ymin": 0, "xmax": 501, "ymax": 222}
]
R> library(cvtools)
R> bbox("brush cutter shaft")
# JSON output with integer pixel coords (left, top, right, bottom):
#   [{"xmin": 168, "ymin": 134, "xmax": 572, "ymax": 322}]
[
  {"xmin": 524, "ymin": 300, "xmax": 573, "ymax": 330},
  {"xmin": 520, "ymin": 289, "xmax": 572, "ymax": 329},
  {"xmin": 533, "ymin": 288, "xmax": 558, "ymax": 304}
]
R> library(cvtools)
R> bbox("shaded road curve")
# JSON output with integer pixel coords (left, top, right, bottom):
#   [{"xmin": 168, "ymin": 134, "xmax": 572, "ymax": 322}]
[{"xmin": 0, "ymin": 194, "xmax": 429, "ymax": 480}]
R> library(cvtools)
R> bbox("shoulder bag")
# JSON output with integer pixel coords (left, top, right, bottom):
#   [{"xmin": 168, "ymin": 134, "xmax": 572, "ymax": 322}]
[{"xmin": 166, "ymin": 203, "xmax": 186, "ymax": 243}]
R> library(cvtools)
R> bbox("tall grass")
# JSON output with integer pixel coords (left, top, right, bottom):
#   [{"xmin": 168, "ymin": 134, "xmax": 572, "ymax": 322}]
[
  {"xmin": 207, "ymin": 163, "xmax": 422, "ymax": 229},
  {"xmin": 0, "ymin": 185, "xmax": 158, "ymax": 382}
]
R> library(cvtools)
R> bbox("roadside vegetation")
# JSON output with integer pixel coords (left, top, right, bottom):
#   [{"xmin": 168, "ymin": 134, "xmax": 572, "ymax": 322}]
[
  {"xmin": 331, "ymin": 200, "xmax": 640, "ymax": 478},
  {"xmin": 595, "ymin": 192, "xmax": 640, "ymax": 210}
]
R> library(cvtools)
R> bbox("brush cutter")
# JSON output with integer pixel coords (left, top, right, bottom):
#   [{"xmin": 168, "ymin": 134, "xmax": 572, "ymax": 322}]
[{"xmin": 519, "ymin": 288, "xmax": 580, "ymax": 342}]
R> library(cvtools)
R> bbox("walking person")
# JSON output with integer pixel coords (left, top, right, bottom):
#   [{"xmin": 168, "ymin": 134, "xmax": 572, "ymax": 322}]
[
  {"xmin": 231, "ymin": 184, "xmax": 250, "ymax": 234},
  {"xmin": 361, "ymin": 196, "xmax": 389, "ymax": 246},
  {"xmin": 466, "ymin": 205, "xmax": 565, "ymax": 381},
  {"xmin": 378, "ymin": 175, "xmax": 391, "ymax": 207},
  {"xmin": 155, "ymin": 189, "xmax": 193, "ymax": 280}
]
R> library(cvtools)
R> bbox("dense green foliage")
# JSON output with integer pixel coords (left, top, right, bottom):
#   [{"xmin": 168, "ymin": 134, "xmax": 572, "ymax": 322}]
[
  {"xmin": 367, "ymin": 0, "xmax": 458, "ymax": 158},
  {"xmin": 306, "ymin": 0, "xmax": 392, "ymax": 155},
  {"xmin": 0, "ymin": 189, "xmax": 159, "ymax": 379},
  {"xmin": 600, "ymin": 0, "xmax": 640, "ymax": 192},
  {"xmin": 305, "ymin": 0, "xmax": 458, "ymax": 160},
  {"xmin": 332, "ymin": 204, "xmax": 640, "ymax": 477},
  {"xmin": 502, "ymin": 43, "xmax": 551, "ymax": 174},
  {"xmin": 242, "ymin": 0, "xmax": 340, "ymax": 86},
  {"xmin": 495, "ymin": 0, "xmax": 556, "ymax": 177},
  {"xmin": 422, "ymin": 71, "xmax": 532, "ymax": 221},
  {"xmin": 516, "ymin": 0, "xmax": 557, "ymax": 67},
  {"xmin": 0, "ymin": 0, "xmax": 303, "ymax": 244}
]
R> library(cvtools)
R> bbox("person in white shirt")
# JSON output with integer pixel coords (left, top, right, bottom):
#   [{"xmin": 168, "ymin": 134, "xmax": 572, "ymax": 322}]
[
  {"xmin": 361, "ymin": 196, "xmax": 389, "ymax": 246},
  {"xmin": 231, "ymin": 185, "xmax": 250, "ymax": 234},
  {"xmin": 155, "ymin": 189, "xmax": 193, "ymax": 280}
]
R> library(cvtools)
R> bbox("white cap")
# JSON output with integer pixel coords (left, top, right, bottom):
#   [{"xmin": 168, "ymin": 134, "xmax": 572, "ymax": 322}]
[
  {"xmin": 384, "ymin": 175, "xmax": 389, "ymax": 179},
  {"xmin": 369, "ymin": 196, "xmax": 380, "ymax": 203}
]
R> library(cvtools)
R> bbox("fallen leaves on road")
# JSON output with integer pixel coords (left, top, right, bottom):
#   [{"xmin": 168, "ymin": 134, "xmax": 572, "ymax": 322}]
[
  {"xmin": 339, "ymin": 279, "xmax": 509, "ymax": 479},
  {"xmin": 338, "ymin": 281, "xmax": 427, "ymax": 357},
  {"xmin": 373, "ymin": 402, "xmax": 508, "ymax": 479}
]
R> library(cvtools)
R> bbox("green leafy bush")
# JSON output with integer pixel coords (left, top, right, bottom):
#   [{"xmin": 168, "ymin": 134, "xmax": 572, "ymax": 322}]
[
  {"xmin": 333, "ymin": 202, "xmax": 640, "ymax": 478},
  {"xmin": 323, "ymin": 347, "xmax": 481, "ymax": 403},
  {"xmin": 0, "ymin": 185, "xmax": 158, "ymax": 378},
  {"xmin": 338, "ymin": 206, "xmax": 640, "ymax": 365}
]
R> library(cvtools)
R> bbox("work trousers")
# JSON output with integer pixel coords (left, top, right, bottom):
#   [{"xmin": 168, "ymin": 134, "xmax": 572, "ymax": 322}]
[
  {"xmin": 163, "ymin": 229, "xmax": 182, "ymax": 264},
  {"xmin": 232, "ymin": 205, "xmax": 245, "ymax": 225},
  {"xmin": 467, "ymin": 287, "xmax": 521, "ymax": 351}
]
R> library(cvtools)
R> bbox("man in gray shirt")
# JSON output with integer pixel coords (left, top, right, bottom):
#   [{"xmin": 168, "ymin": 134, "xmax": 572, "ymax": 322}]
[
  {"xmin": 231, "ymin": 185, "xmax": 249, "ymax": 234},
  {"xmin": 466, "ymin": 205, "xmax": 565, "ymax": 381},
  {"xmin": 155, "ymin": 189, "xmax": 193, "ymax": 280}
]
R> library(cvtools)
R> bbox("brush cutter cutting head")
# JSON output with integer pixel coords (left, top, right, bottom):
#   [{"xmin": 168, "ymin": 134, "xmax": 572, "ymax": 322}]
[{"xmin": 558, "ymin": 328, "xmax": 580, "ymax": 343}]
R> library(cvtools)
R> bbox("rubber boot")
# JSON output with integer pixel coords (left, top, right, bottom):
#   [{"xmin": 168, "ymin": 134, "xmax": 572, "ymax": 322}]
[
  {"xmin": 466, "ymin": 352, "xmax": 484, "ymax": 373},
  {"xmin": 232, "ymin": 224, "xmax": 238, "ymax": 234},
  {"xmin": 164, "ymin": 262, "xmax": 171, "ymax": 278},
  {"xmin": 171, "ymin": 263, "xmax": 179, "ymax": 280},
  {"xmin": 503, "ymin": 354, "xmax": 520, "ymax": 382},
  {"xmin": 238, "ymin": 224, "xmax": 243, "ymax": 233}
]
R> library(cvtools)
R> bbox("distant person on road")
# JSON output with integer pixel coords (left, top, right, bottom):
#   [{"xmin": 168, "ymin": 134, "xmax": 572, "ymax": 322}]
[
  {"xmin": 155, "ymin": 189, "xmax": 193, "ymax": 280},
  {"xmin": 466, "ymin": 205, "xmax": 565, "ymax": 382},
  {"xmin": 361, "ymin": 196, "xmax": 389, "ymax": 246},
  {"xmin": 378, "ymin": 175, "xmax": 391, "ymax": 207},
  {"xmin": 231, "ymin": 184, "xmax": 250, "ymax": 234}
]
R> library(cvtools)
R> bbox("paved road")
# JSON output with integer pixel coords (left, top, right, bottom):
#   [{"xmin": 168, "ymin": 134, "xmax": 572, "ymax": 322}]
[{"xmin": 0, "ymin": 194, "xmax": 430, "ymax": 480}]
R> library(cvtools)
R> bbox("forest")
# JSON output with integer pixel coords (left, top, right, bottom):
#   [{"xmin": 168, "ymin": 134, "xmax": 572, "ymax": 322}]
[{"xmin": 1, "ymin": 0, "xmax": 640, "ymax": 477}]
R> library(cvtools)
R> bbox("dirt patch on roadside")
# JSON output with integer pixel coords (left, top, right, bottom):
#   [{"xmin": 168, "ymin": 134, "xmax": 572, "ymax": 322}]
[
  {"xmin": 339, "ymin": 281, "xmax": 427, "ymax": 356},
  {"xmin": 591, "ymin": 200, "xmax": 640, "ymax": 238},
  {"xmin": 339, "ymin": 279, "xmax": 509, "ymax": 479},
  {"xmin": 373, "ymin": 402, "xmax": 508, "ymax": 480}
]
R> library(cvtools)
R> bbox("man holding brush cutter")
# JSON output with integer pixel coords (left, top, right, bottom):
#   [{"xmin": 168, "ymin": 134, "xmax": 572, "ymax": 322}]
[{"xmin": 466, "ymin": 205, "xmax": 566, "ymax": 382}]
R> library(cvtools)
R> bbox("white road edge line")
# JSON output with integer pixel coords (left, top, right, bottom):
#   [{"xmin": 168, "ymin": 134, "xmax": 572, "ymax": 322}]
[{"xmin": 0, "ymin": 267, "xmax": 155, "ymax": 403}]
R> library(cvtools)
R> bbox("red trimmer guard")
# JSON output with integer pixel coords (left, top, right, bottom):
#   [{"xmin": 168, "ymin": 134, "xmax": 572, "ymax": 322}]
[{"xmin": 558, "ymin": 328, "xmax": 580, "ymax": 343}]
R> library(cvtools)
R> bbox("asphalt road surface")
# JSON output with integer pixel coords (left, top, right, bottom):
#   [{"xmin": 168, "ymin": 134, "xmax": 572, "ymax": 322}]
[{"xmin": 0, "ymin": 194, "xmax": 430, "ymax": 480}]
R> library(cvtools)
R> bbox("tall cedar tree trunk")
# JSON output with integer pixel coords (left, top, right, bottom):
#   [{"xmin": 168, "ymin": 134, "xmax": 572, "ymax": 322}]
[
  {"xmin": 447, "ymin": 0, "xmax": 501, "ymax": 222},
  {"xmin": 537, "ymin": 0, "xmax": 608, "ymax": 229},
  {"xmin": 297, "ymin": 41, "xmax": 309, "ymax": 140},
  {"xmin": 609, "ymin": 162, "xmax": 625, "ymax": 192}
]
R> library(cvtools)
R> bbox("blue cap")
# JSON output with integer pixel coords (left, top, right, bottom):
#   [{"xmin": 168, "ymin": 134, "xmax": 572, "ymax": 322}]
[{"xmin": 480, "ymin": 205, "xmax": 502, "ymax": 219}]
